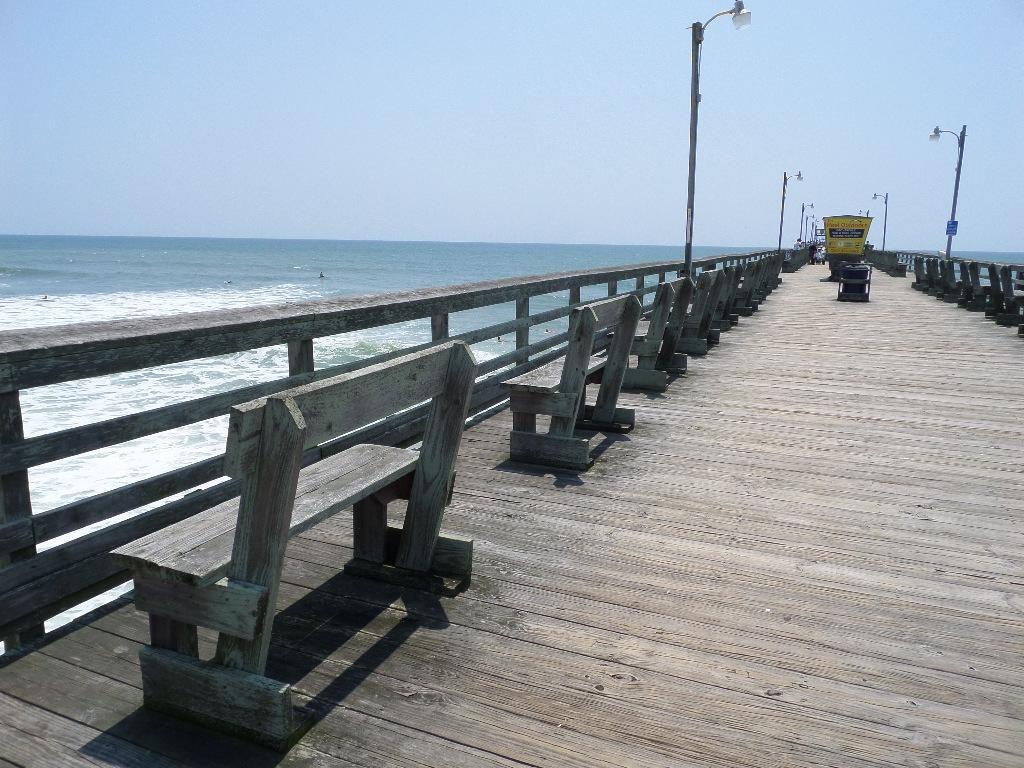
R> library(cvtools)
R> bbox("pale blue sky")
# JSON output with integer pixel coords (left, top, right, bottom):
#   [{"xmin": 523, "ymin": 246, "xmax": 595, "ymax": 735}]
[{"xmin": 1, "ymin": 1, "xmax": 1022, "ymax": 251}]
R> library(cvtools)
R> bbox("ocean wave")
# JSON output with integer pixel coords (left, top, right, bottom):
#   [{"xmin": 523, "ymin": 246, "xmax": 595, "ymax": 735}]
[{"xmin": 0, "ymin": 283, "xmax": 318, "ymax": 331}]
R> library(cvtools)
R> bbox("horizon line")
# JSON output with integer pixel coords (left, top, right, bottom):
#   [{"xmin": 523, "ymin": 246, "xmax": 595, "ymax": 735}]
[{"xmin": 3, "ymin": 232, "xmax": 1019, "ymax": 255}]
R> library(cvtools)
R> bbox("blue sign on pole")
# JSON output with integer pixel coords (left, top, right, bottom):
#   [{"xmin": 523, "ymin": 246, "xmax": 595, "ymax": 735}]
[{"xmin": 946, "ymin": 220, "xmax": 958, "ymax": 236}]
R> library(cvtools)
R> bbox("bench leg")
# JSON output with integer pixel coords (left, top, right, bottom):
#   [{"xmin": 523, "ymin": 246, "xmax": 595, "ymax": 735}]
[
  {"xmin": 396, "ymin": 346, "xmax": 477, "ymax": 574},
  {"xmin": 149, "ymin": 615, "xmax": 198, "ymax": 657},
  {"xmin": 509, "ymin": 429, "xmax": 593, "ymax": 471},
  {"xmin": 345, "ymin": 524, "xmax": 473, "ymax": 590},
  {"xmin": 140, "ymin": 647, "xmax": 309, "ymax": 752},
  {"xmin": 655, "ymin": 352, "xmax": 687, "ymax": 375},
  {"xmin": 512, "ymin": 411, "xmax": 537, "ymax": 433},
  {"xmin": 577, "ymin": 404, "xmax": 635, "ymax": 432},
  {"xmin": 620, "ymin": 366, "xmax": 668, "ymax": 392},
  {"xmin": 353, "ymin": 496, "xmax": 388, "ymax": 563},
  {"xmin": 676, "ymin": 336, "xmax": 708, "ymax": 355}
]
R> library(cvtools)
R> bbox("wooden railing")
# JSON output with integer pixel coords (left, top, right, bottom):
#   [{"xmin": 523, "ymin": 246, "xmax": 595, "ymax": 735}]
[
  {"xmin": 782, "ymin": 246, "xmax": 812, "ymax": 273},
  {"xmin": 882, "ymin": 250, "xmax": 1023, "ymax": 331},
  {"xmin": 0, "ymin": 249, "xmax": 783, "ymax": 647}
]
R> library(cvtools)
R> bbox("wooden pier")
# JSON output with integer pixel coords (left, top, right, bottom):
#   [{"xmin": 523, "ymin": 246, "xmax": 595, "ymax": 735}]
[{"xmin": 1, "ymin": 262, "xmax": 1023, "ymax": 766}]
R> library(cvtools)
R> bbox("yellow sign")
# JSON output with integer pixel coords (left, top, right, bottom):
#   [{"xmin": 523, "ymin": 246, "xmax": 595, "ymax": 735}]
[{"xmin": 824, "ymin": 215, "xmax": 873, "ymax": 256}]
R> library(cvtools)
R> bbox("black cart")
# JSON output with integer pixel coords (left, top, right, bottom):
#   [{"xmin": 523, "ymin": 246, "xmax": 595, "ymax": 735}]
[{"xmin": 837, "ymin": 262, "xmax": 872, "ymax": 302}]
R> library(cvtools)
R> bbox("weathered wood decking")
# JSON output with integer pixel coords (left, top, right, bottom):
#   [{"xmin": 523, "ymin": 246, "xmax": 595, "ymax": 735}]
[{"xmin": 2, "ymin": 265, "xmax": 1022, "ymax": 767}]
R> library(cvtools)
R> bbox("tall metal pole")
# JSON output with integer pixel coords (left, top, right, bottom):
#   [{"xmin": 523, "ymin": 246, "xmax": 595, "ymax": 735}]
[
  {"xmin": 776, "ymin": 172, "xmax": 788, "ymax": 255},
  {"xmin": 881, "ymin": 193, "xmax": 888, "ymax": 251},
  {"xmin": 799, "ymin": 202, "xmax": 805, "ymax": 241},
  {"xmin": 683, "ymin": 22, "xmax": 703, "ymax": 276},
  {"xmin": 944, "ymin": 125, "xmax": 966, "ymax": 259}
]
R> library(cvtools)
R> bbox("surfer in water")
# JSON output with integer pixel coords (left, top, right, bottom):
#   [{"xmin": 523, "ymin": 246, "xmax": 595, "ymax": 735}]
[{"xmin": 319, "ymin": 271, "xmax": 325, "ymax": 279}]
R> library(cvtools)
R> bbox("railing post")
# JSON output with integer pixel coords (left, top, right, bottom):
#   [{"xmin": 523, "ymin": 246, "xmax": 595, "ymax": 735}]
[
  {"xmin": 516, "ymin": 297, "xmax": 530, "ymax": 361},
  {"xmin": 607, "ymin": 280, "xmax": 617, "ymax": 297},
  {"xmin": 1, "ymin": 390, "xmax": 42, "ymax": 647},
  {"xmin": 287, "ymin": 339, "xmax": 314, "ymax": 376},
  {"xmin": 634, "ymin": 276, "xmax": 644, "ymax": 292},
  {"xmin": 658, "ymin": 271, "xmax": 666, "ymax": 283},
  {"xmin": 430, "ymin": 313, "xmax": 449, "ymax": 341},
  {"xmin": 569, "ymin": 285, "xmax": 581, "ymax": 305}
]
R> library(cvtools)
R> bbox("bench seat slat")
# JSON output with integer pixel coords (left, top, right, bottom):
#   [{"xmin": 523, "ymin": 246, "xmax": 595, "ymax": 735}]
[
  {"xmin": 113, "ymin": 443, "xmax": 417, "ymax": 586},
  {"xmin": 504, "ymin": 355, "xmax": 605, "ymax": 394}
]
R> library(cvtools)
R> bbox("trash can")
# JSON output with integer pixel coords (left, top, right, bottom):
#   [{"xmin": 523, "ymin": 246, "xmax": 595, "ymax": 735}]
[{"xmin": 837, "ymin": 262, "xmax": 871, "ymax": 302}]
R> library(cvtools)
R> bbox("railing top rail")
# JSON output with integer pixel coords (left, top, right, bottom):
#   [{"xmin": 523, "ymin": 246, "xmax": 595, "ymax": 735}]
[
  {"xmin": 885, "ymin": 249, "xmax": 1023, "ymax": 270},
  {"xmin": 0, "ymin": 250, "xmax": 771, "ymax": 392}
]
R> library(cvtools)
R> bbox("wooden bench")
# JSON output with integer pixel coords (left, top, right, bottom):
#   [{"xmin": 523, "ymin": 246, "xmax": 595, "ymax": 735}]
[
  {"xmin": 984, "ymin": 262, "xmax": 1006, "ymax": 319},
  {"xmin": 765, "ymin": 257, "xmax": 778, "ymax": 296},
  {"xmin": 911, "ymin": 258, "xmax": 927, "ymax": 290},
  {"xmin": 937, "ymin": 259, "xmax": 960, "ymax": 303},
  {"xmin": 504, "ymin": 293, "xmax": 641, "ymax": 470},
  {"xmin": 733, "ymin": 259, "xmax": 766, "ymax": 317},
  {"xmin": 621, "ymin": 276, "xmax": 694, "ymax": 392},
  {"xmin": 994, "ymin": 265, "xmax": 1021, "ymax": 327},
  {"xmin": 112, "ymin": 341, "xmax": 478, "ymax": 750},
  {"xmin": 710, "ymin": 265, "xmax": 742, "ymax": 338},
  {"xmin": 924, "ymin": 258, "xmax": 941, "ymax": 296},
  {"xmin": 1018, "ymin": 268, "xmax": 1024, "ymax": 337},
  {"xmin": 958, "ymin": 261, "xmax": 987, "ymax": 311},
  {"xmin": 677, "ymin": 270, "xmax": 722, "ymax": 355}
]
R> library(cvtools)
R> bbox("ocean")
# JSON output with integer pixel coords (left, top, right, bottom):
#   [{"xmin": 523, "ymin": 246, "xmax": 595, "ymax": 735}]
[{"xmin": 1, "ymin": 234, "xmax": 1020, "ymax": 637}]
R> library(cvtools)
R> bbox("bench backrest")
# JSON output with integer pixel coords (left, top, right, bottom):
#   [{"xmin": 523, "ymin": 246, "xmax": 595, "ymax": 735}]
[
  {"xmin": 985, "ymin": 264, "xmax": 1005, "ymax": 311},
  {"xmin": 998, "ymin": 265, "xmax": 1016, "ymax": 302},
  {"xmin": 642, "ymin": 281, "xmax": 678, "ymax": 345},
  {"xmin": 657, "ymin": 275, "xmax": 695, "ymax": 367},
  {"xmin": 748, "ymin": 258, "xmax": 768, "ymax": 294},
  {"xmin": 686, "ymin": 270, "xmax": 718, "ymax": 330},
  {"xmin": 698, "ymin": 270, "xmax": 728, "ymax": 335},
  {"xmin": 550, "ymin": 293, "xmax": 641, "ymax": 428},
  {"xmin": 725, "ymin": 264, "xmax": 745, "ymax": 310},
  {"xmin": 558, "ymin": 292, "xmax": 641, "ymax": 382},
  {"xmin": 967, "ymin": 261, "xmax": 982, "ymax": 292},
  {"xmin": 764, "ymin": 253, "xmax": 783, "ymax": 286},
  {"xmin": 712, "ymin": 266, "xmax": 737, "ymax": 323},
  {"xmin": 224, "ymin": 342, "xmax": 476, "ymax": 478},
  {"xmin": 914, "ymin": 259, "xmax": 926, "ymax": 282},
  {"xmin": 588, "ymin": 292, "xmax": 641, "ymax": 332},
  {"xmin": 942, "ymin": 260, "xmax": 958, "ymax": 290}
]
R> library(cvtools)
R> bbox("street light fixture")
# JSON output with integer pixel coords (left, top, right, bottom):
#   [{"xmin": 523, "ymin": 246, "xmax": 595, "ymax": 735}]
[
  {"xmin": 929, "ymin": 124, "xmax": 967, "ymax": 259},
  {"xmin": 682, "ymin": 1, "xmax": 752, "ymax": 276},
  {"xmin": 799, "ymin": 202, "xmax": 814, "ymax": 241},
  {"xmin": 776, "ymin": 170, "xmax": 802, "ymax": 255},
  {"xmin": 871, "ymin": 192, "xmax": 889, "ymax": 251}
]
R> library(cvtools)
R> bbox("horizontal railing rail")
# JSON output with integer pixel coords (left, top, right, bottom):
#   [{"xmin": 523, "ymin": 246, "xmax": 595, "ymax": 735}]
[{"xmin": 0, "ymin": 249, "xmax": 780, "ymax": 647}]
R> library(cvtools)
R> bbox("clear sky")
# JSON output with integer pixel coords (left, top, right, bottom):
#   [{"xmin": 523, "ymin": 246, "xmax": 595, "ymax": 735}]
[{"xmin": 1, "ymin": 1, "xmax": 1022, "ymax": 252}]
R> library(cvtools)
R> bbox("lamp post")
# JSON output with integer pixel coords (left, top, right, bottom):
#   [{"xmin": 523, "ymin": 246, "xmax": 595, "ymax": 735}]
[
  {"xmin": 929, "ymin": 124, "xmax": 967, "ymax": 259},
  {"xmin": 776, "ymin": 170, "xmax": 802, "ymax": 255},
  {"xmin": 799, "ymin": 202, "xmax": 814, "ymax": 241},
  {"xmin": 871, "ymin": 192, "xmax": 888, "ymax": 251},
  {"xmin": 682, "ymin": 1, "xmax": 752, "ymax": 276}
]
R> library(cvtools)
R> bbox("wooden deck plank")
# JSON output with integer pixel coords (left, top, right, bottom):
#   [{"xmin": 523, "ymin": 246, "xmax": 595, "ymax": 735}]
[{"xmin": 1, "ymin": 265, "xmax": 1021, "ymax": 767}]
